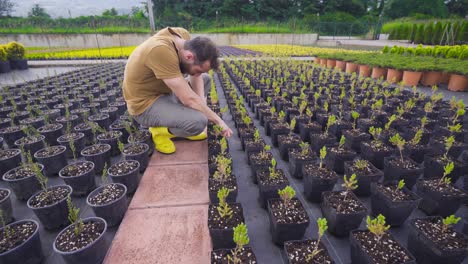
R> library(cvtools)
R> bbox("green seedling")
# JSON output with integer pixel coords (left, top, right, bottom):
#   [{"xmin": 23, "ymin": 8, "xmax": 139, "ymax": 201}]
[
  {"xmin": 305, "ymin": 108, "xmax": 313, "ymax": 119},
  {"xmin": 337, "ymin": 174, "xmax": 358, "ymax": 212},
  {"xmin": 289, "ymin": 118, "xmax": 296, "ymax": 133},
  {"xmin": 220, "ymin": 105, "xmax": 229, "ymax": 114},
  {"xmin": 444, "ymin": 136, "xmax": 455, "ymax": 160},
  {"xmin": 385, "ymin": 114, "xmax": 397, "ymax": 130},
  {"xmin": 351, "ymin": 111, "xmax": 359, "ymax": 130},
  {"xmin": 213, "ymin": 156, "xmax": 232, "ymax": 184},
  {"xmin": 278, "ymin": 186, "xmax": 296, "ymax": 209},
  {"xmin": 369, "ymin": 126, "xmax": 383, "ymax": 147},
  {"xmin": 389, "ymin": 133, "xmax": 406, "ymax": 163},
  {"xmin": 269, "ymin": 159, "xmax": 279, "ymax": 179},
  {"xmin": 292, "ymin": 97, "xmax": 299, "ymax": 107},
  {"xmin": 220, "ymin": 137, "xmax": 228, "ymax": 155},
  {"xmin": 299, "ymin": 100, "xmax": 308, "ymax": 115},
  {"xmin": 216, "ymin": 187, "xmax": 233, "ymax": 219},
  {"xmin": 442, "ymin": 215, "xmax": 461, "ymax": 232},
  {"xmin": 397, "ymin": 179, "xmax": 405, "ymax": 190},
  {"xmin": 324, "ymin": 115, "xmax": 336, "ymax": 135},
  {"xmin": 253, "ymin": 129, "xmax": 261, "ymax": 143},
  {"xmin": 306, "ymin": 218, "xmax": 328, "ymax": 262},
  {"xmin": 243, "ymin": 116, "xmax": 252, "ymax": 129},
  {"xmin": 366, "ymin": 214, "xmax": 390, "ymax": 245},
  {"xmin": 259, "ymin": 145, "xmax": 271, "ymax": 160},
  {"xmin": 448, "ymin": 123, "xmax": 462, "ymax": 134},
  {"xmin": 117, "ymin": 140, "xmax": 125, "ymax": 154},
  {"xmin": 438, "ymin": 162, "xmax": 454, "ymax": 186},
  {"xmin": 278, "ymin": 111, "xmax": 286, "ymax": 122},
  {"xmin": 299, "ymin": 141, "xmax": 310, "ymax": 156},
  {"xmin": 228, "ymin": 223, "xmax": 250, "ymax": 264},
  {"xmin": 410, "ymin": 129, "xmax": 423, "ymax": 146},
  {"xmin": 319, "ymin": 146, "xmax": 327, "ymax": 169},
  {"xmin": 67, "ymin": 196, "xmax": 84, "ymax": 236},
  {"xmin": 353, "ymin": 159, "xmax": 369, "ymax": 170},
  {"xmin": 338, "ymin": 135, "xmax": 346, "ymax": 149},
  {"xmin": 101, "ymin": 163, "xmax": 108, "ymax": 185},
  {"xmin": 424, "ymin": 102, "xmax": 433, "ymax": 114},
  {"xmin": 270, "ymin": 106, "xmax": 276, "ymax": 115}
]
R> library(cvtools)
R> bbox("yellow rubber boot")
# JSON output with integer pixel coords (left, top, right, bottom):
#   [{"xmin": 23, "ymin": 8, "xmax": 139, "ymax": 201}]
[
  {"xmin": 148, "ymin": 127, "xmax": 176, "ymax": 154},
  {"xmin": 186, "ymin": 131, "xmax": 207, "ymax": 141}
]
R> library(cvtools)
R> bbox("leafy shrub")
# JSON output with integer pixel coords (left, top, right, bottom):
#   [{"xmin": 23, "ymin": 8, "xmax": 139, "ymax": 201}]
[
  {"xmin": 414, "ymin": 24, "xmax": 425, "ymax": 44},
  {"xmin": 0, "ymin": 46, "xmax": 7, "ymax": 61},
  {"xmin": 432, "ymin": 21, "xmax": 443, "ymax": 45},
  {"xmin": 423, "ymin": 23, "xmax": 434, "ymax": 45},
  {"xmin": 5, "ymin": 41, "xmax": 25, "ymax": 60}
]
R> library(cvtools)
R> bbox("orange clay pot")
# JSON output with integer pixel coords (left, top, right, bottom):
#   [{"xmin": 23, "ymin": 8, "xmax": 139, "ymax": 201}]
[
  {"xmin": 448, "ymin": 74, "xmax": 468, "ymax": 92},
  {"xmin": 371, "ymin": 67, "xmax": 387, "ymax": 80},
  {"xmin": 421, "ymin": 71, "xmax": 443, "ymax": 86},
  {"xmin": 402, "ymin": 71, "xmax": 423, "ymax": 86},
  {"xmin": 335, "ymin": 61, "xmax": 346, "ymax": 71},
  {"xmin": 359, "ymin": 65, "xmax": 371, "ymax": 77},
  {"xmin": 346, "ymin": 62, "xmax": 358, "ymax": 74},
  {"xmin": 386, "ymin": 69, "xmax": 403, "ymax": 83}
]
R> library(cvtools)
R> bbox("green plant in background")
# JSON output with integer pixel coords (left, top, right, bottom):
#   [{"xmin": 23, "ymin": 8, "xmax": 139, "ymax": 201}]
[
  {"xmin": 442, "ymin": 215, "xmax": 461, "ymax": 232},
  {"xmin": 216, "ymin": 187, "xmax": 233, "ymax": 219},
  {"xmin": 5, "ymin": 41, "xmax": 26, "ymax": 60},
  {"xmin": 278, "ymin": 186, "xmax": 296, "ymax": 209},
  {"xmin": 220, "ymin": 137, "xmax": 228, "ymax": 156},
  {"xmin": 259, "ymin": 145, "xmax": 271, "ymax": 160},
  {"xmin": 269, "ymin": 159, "xmax": 279, "ymax": 179},
  {"xmin": 228, "ymin": 223, "xmax": 250, "ymax": 264},
  {"xmin": 438, "ymin": 162, "xmax": 455, "ymax": 186},
  {"xmin": 213, "ymin": 156, "xmax": 232, "ymax": 184},
  {"xmin": 444, "ymin": 135, "xmax": 455, "ymax": 160},
  {"xmin": 351, "ymin": 111, "xmax": 359, "ymax": 130},
  {"xmin": 101, "ymin": 163, "xmax": 108, "ymax": 185},
  {"xmin": 337, "ymin": 174, "xmax": 358, "ymax": 212},
  {"xmin": 397, "ymin": 179, "xmax": 405, "ymax": 190},
  {"xmin": 324, "ymin": 115, "xmax": 336, "ymax": 136},
  {"xmin": 319, "ymin": 146, "xmax": 327, "ymax": 169},
  {"xmin": 369, "ymin": 126, "xmax": 383, "ymax": 148},
  {"xmin": 306, "ymin": 218, "xmax": 328, "ymax": 262},
  {"xmin": 67, "ymin": 196, "xmax": 84, "ymax": 236},
  {"xmin": 389, "ymin": 133, "xmax": 406, "ymax": 163},
  {"xmin": 299, "ymin": 141, "xmax": 310, "ymax": 156},
  {"xmin": 338, "ymin": 135, "xmax": 346, "ymax": 150},
  {"xmin": 366, "ymin": 214, "xmax": 390, "ymax": 246},
  {"xmin": 0, "ymin": 209, "xmax": 13, "ymax": 243}
]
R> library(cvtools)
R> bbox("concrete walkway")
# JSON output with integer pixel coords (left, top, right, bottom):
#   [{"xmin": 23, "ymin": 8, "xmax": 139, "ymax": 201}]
[{"xmin": 103, "ymin": 140, "xmax": 211, "ymax": 264}]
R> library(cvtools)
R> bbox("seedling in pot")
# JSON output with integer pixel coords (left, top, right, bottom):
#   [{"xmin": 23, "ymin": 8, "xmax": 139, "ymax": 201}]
[
  {"xmin": 354, "ymin": 159, "xmax": 370, "ymax": 170},
  {"xmin": 292, "ymin": 97, "xmax": 299, "ymax": 107},
  {"xmin": 443, "ymin": 136, "xmax": 455, "ymax": 160},
  {"xmin": 451, "ymin": 100, "xmax": 465, "ymax": 125},
  {"xmin": 448, "ymin": 123, "xmax": 462, "ymax": 134},
  {"xmin": 278, "ymin": 186, "xmax": 296, "ymax": 209},
  {"xmin": 351, "ymin": 111, "xmax": 359, "ymax": 130},
  {"xmin": 442, "ymin": 215, "xmax": 461, "ymax": 232},
  {"xmin": 289, "ymin": 118, "xmax": 296, "ymax": 134},
  {"xmin": 366, "ymin": 214, "xmax": 390, "ymax": 249},
  {"xmin": 397, "ymin": 179, "xmax": 405, "ymax": 190},
  {"xmin": 299, "ymin": 141, "xmax": 310, "ymax": 156},
  {"xmin": 117, "ymin": 140, "xmax": 125, "ymax": 155},
  {"xmin": 69, "ymin": 138, "xmax": 77, "ymax": 161},
  {"xmin": 67, "ymin": 196, "xmax": 84, "ymax": 236},
  {"xmin": 220, "ymin": 105, "xmax": 228, "ymax": 114},
  {"xmin": 278, "ymin": 111, "xmax": 286, "ymax": 123},
  {"xmin": 337, "ymin": 174, "xmax": 358, "ymax": 212},
  {"xmin": 389, "ymin": 133, "xmax": 406, "ymax": 163},
  {"xmin": 313, "ymin": 93, "xmax": 320, "ymax": 110},
  {"xmin": 370, "ymin": 99, "xmax": 383, "ymax": 120},
  {"xmin": 409, "ymin": 129, "xmax": 423, "ymax": 146},
  {"xmin": 0, "ymin": 209, "xmax": 13, "ymax": 245},
  {"xmin": 220, "ymin": 137, "xmax": 228, "ymax": 156},
  {"xmin": 324, "ymin": 115, "xmax": 336, "ymax": 136},
  {"xmin": 253, "ymin": 129, "xmax": 261, "ymax": 143},
  {"xmin": 243, "ymin": 116, "xmax": 252, "ymax": 130},
  {"xmin": 299, "ymin": 100, "xmax": 308, "ymax": 115},
  {"xmin": 384, "ymin": 114, "xmax": 397, "ymax": 130},
  {"xmin": 369, "ymin": 126, "xmax": 383, "ymax": 148},
  {"xmin": 213, "ymin": 156, "xmax": 232, "ymax": 184},
  {"xmin": 227, "ymin": 223, "xmax": 250, "ymax": 264},
  {"xmin": 438, "ymin": 162, "xmax": 454, "ymax": 186},
  {"xmin": 101, "ymin": 163, "xmax": 108, "ymax": 185},
  {"xmin": 269, "ymin": 159, "xmax": 279, "ymax": 179},
  {"xmin": 338, "ymin": 135, "xmax": 346, "ymax": 150},
  {"xmin": 216, "ymin": 187, "xmax": 233, "ymax": 219},
  {"xmin": 259, "ymin": 145, "xmax": 271, "ymax": 160},
  {"xmin": 319, "ymin": 146, "xmax": 327, "ymax": 169},
  {"xmin": 306, "ymin": 218, "xmax": 328, "ymax": 262}
]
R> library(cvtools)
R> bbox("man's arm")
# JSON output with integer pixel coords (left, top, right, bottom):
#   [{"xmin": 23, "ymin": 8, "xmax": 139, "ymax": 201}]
[
  {"xmin": 163, "ymin": 76, "xmax": 232, "ymax": 137},
  {"xmin": 189, "ymin": 74, "xmax": 206, "ymax": 104}
]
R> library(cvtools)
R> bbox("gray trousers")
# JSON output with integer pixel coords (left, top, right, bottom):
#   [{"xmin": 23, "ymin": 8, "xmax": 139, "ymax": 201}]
[{"xmin": 132, "ymin": 73, "xmax": 211, "ymax": 137}]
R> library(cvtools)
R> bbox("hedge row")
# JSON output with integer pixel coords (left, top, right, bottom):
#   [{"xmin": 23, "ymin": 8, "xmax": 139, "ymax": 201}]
[
  {"xmin": 387, "ymin": 21, "xmax": 467, "ymax": 45},
  {"xmin": 0, "ymin": 42, "xmax": 26, "ymax": 61},
  {"xmin": 382, "ymin": 45, "xmax": 468, "ymax": 60}
]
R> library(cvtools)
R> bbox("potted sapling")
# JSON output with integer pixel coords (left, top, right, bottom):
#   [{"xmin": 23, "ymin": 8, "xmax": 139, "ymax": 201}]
[
  {"xmin": 350, "ymin": 214, "xmax": 416, "ymax": 264},
  {"xmin": 344, "ymin": 158, "xmax": 383, "ymax": 196},
  {"xmin": 57, "ymin": 125, "xmax": 85, "ymax": 159},
  {"xmin": 284, "ymin": 218, "xmax": 335, "ymax": 264},
  {"xmin": 371, "ymin": 180, "xmax": 421, "ymax": 226},
  {"xmin": 244, "ymin": 129, "xmax": 266, "ymax": 163},
  {"xmin": 291, "ymin": 100, "xmax": 311, "ymax": 133},
  {"xmin": 277, "ymin": 118, "xmax": 302, "ymax": 161},
  {"xmin": 121, "ymin": 140, "xmax": 149, "ymax": 172},
  {"xmin": 108, "ymin": 159, "xmax": 140, "ymax": 194},
  {"xmin": 257, "ymin": 159, "xmax": 290, "ymax": 208},
  {"xmin": 360, "ymin": 126, "xmax": 393, "ymax": 169},
  {"xmin": 310, "ymin": 114, "xmax": 337, "ymax": 154},
  {"xmin": 208, "ymin": 187, "xmax": 245, "ymax": 250},
  {"xmin": 431, "ymin": 126, "xmax": 468, "ymax": 158},
  {"xmin": 211, "ymin": 223, "xmax": 257, "ymax": 263},
  {"xmin": 81, "ymin": 142, "xmax": 112, "ymax": 175},
  {"xmin": 270, "ymin": 111, "xmax": 291, "ymax": 147},
  {"xmin": 34, "ymin": 144, "xmax": 68, "ymax": 177},
  {"xmin": 0, "ymin": 148, "xmax": 22, "ymax": 179},
  {"xmin": 408, "ymin": 215, "xmax": 468, "ymax": 264},
  {"xmin": 321, "ymin": 174, "xmax": 367, "ymax": 237},
  {"xmin": 128, "ymin": 129, "xmax": 153, "ymax": 156},
  {"xmin": 0, "ymin": 189, "xmax": 12, "ymax": 225},
  {"xmin": 303, "ymin": 146, "xmax": 338, "ymax": 202},
  {"xmin": 288, "ymin": 141, "xmax": 317, "ymax": 179},
  {"xmin": 249, "ymin": 145, "xmax": 273, "ymax": 184},
  {"xmin": 59, "ymin": 155, "xmax": 96, "ymax": 196},
  {"xmin": 209, "ymin": 155, "xmax": 237, "ymax": 203},
  {"xmin": 0, "ymin": 210, "xmax": 43, "ymax": 264},
  {"xmin": 403, "ymin": 128, "xmax": 430, "ymax": 164},
  {"xmin": 14, "ymin": 126, "xmax": 45, "ymax": 158},
  {"xmin": 27, "ymin": 161, "xmax": 72, "ymax": 230},
  {"xmin": 238, "ymin": 115, "xmax": 255, "ymax": 150},
  {"xmin": 384, "ymin": 133, "xmax": 422, "ymax": 189},
  {"xmin": 342, "ymin": 111, "xmax": 371, "ymax": 153},
  {"xmin": 87, "ymin": 163, "xmax": 128, "ymax": 227},
  {"xmin": 417, "ymin": 162, "xmax": 468, "ymax": 217},
  {"xmin": 298, "ymin": 108, "xmax": 322, "ymax": 142},
  {"xmin": 97, "ymin": 130, "xmax": 123, "ymax": 157},
  {"xmin": 263, "ymin": 106, "xmax": 278, "ymax": 135},
  {"xmin": 53, "ymin": 197, "xmax": 109, "ymax": 264},
  {"xmin": 326, "ymin": 135, "xmax": 357, "ymax": 174},
  {"xmin": 267, "ymin": 186, "xmax": 309, "ymax": 245}
]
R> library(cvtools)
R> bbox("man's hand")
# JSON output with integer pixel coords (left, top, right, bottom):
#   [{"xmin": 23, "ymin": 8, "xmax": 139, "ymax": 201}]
[{"xmin": 218, "ymin": 120, "xmax": 233, "ymax": 138}]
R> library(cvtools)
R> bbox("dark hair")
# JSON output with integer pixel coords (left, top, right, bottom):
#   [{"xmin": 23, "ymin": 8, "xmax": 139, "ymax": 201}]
[{"xmin": 184, "ymin": 36, "xmax": 219, "ymax": 70}]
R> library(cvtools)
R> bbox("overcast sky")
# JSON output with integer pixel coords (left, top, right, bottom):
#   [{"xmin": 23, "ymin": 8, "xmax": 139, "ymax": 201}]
[{"xmin": 11, "ymin": 0, "xmax": 143, "ymax": 18}]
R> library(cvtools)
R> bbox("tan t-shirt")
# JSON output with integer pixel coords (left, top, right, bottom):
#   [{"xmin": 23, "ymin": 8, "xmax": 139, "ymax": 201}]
[{"xmin": 123, "ymin": 27, "xmax": 190, "ymax": 116}]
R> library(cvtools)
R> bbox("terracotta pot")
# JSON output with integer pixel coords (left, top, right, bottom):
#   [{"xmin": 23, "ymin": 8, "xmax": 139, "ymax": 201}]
[
  {"xmin": 335, "ymin": 61, "xmax": 346, "ymax": 71},
  {"xmin": 358, "ymin": 65, "xmax": 371, "ymax": 77},
  {"xmin": 387, "ymin": 69, "xmax": 403, "ymax": 83},
  {"xmin": 326, "ymin": 59, "xmax": 336, "ymax": 69},
  {"xmin": 421, "ymin": 71, "xmax": 443, "ymax": 86},
  {"xmin": 448, "ymin": 74, "xmax": 468, "ymax": 92},
  {"xmin": 402, "ymin": 71, "xmax": 423, "ymax": 86},
  {"xmin": 441, "ymin": 72, "xmax": 451, "ymax": 84},
  {"xmin": 313, "ymin": 57, "xmax": 320, "ymax": 64},
  {"xmin": 371, "ymin": 67, "xmax": 387, "ymax": 80},
  {"xmin": 320, "ymin": 59, "xmax": 327, "ymax": 67},
  {"xmin": 346, "ymin": 62, "xmax": 358, "ymax": 74}
]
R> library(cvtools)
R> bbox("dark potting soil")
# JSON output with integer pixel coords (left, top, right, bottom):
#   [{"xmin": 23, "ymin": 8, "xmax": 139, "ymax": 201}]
[
  {"xmin": 35, "ymin": 146, "xmax": 65, "ymax": 158},
  {"xmin": 108, "ymin": 160, "xmax": 138, "ymax": 176},
  {"xmin": 0, "ymin": 189, "xmax": 9, "ymax": 201},
  {"xmin": 270, "ymin": 199, "xmax": 308, "ymax": 224},
  {"xmin": 3, "ymin": 165, "xmax": 37, "ymax": 180},
  {"xmin": 324, "ymin": 191, "xmax": 366, "ymax": 214},
  {"xmin": 208, "ymin": 203, "xmax": 243, "ymax": 229},
  {"xmin": 97, "ymin": 131, "xmax": 120, "ymax": 140},
  {"xmin": 289, "ymin": 149, "xmax": 315, "ymax": 160},
  {"xmin": 61, "ymin": 162, "xmax": 93, "ymax": 177},
  {"xmin": 346, "ymin": 129, "xmax": 367, "ymax": 137},
  {"xmin": 28, "ymin": 186, "xmax": 70, "ymax": 208},
  {"xmin": 353, "ymin": 230, "xmax": 414, "ymax": 264},
  {"xmin": 414, "ymin": 218, "xmax": 468, "ymax": 251},
  {"xmin": 74, "ymin": 122, "xmax": 91, "ymax": 131},
  {"xmin": 211, "ymin": 247, "xmax": 257, "ymax": 264},
  {"xmin": 16, "ymin": 135, "xmax": 43, "ymax": 145},
  {"xmin": 81, "ymin": 144, "xmax": 110, "ymax": 155},
  {"xmin": 420, "ymin": 179, "xmax": 466, "ymax": 197},
  {"xmin": 89, "ymin": 114, "xmax": 108, "ymax": 121},
  {"xmin": 88, "ymin": 183, "xmax": 125, "ymax": 206},
  {"xmin": 376, "ymin": 184, "xmax": 412, "ymax": 202},
  {"xmin": 250, "ymin": 152, "xmax": 273, "ymax": 165},
  {"xmin": 55, "ymin": 220, "xmax": 105, "ymax": 252},
  {"xmin": 388, "ymin": 157, "xmax": 419, "ymax": 169},
  {"xmin": 284, "ymin": 240, "xmax": 333, "ymax": 264},
  {"xmin": 364, "ymin": 141, "xmax": 392, "ymax": 152},
  {"xmin": 122, "ymin": 143, "xmax": 146, "ymax": 155},
  {"xmin": 350, "ymin": 159, "xmax": 377, "ymax": 175},
  {"xmin": 209, "ymin": 177, "xmax": 237, "ymax": 192},
  {"xmin": 257, "ymin": 169, "xmax": 289, "ymax": 186},
  {"xmin": 0, "ymin": 125, "xmax": 25, "ymax": 133},
  {"xmin": 21, "ymin": 116, "xmax": 44, "ymax": 123},
  {"xmin": 128, "ymin": 131, "xmax": 149, "ymax": 142},
  {"xmin": 56, "ymin": 115, "xmax": 78, "ymax": 122},
  {"xmin": 330, "ymin": 146, "xmax": 355, "ymax": 155},
  {"xmin": 58, "ymin": 132, "xmax": 82, "ymax": 142},
  {"xmin": 38, "ymin": 123, "xmax": 62, "ymax": 132},
  {"xmin": 0, "ymin": 149, "xmax": 20, "ymax": 160},
  {"xmin": 303, "ymin": 165, "xmax": 337, "ymax": 179},
  {"xmin": 271, "ymin": 123, "xmax": 289, "ymax": 130},
  {"xmin": 0, "ymin": 221, "xmax": 37, "ymax": 253}
]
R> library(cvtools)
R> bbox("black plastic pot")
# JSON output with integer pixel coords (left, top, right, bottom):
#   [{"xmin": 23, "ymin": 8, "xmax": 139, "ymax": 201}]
[
  {"xmin": 108, "ymin": 160, "xmax": 140, "ymax": 194},
  {"xmin": 360, "ymin": 142, "xmax": 394, "ymax": 169},
  {"xmin": 416, "ymin": 179, "xmax": 467, "ymax": 217},
  {"xmin": 3, "ymin": 164, "xmax": 43, "ymax": 201},
  {"xmin": 288, "ymin": 150, "xmax": 316, "ymax": 179},
  {"xmin": 34, "ymin": 145, "xmax": 68, "ymax": 177},
  {"xmin": 320, "ymin": 191, "xmax": 367, "ymax": 237},
  {"xmin": 128, "ymin": 130, "xmax": 154, "ymax": 157},
  {"xmin": 208, "ymin": 178, "xmax": 238, "ymax": 203},
  {"xmin": 277, "ymin": 134, "xmax": 301, "ymax": 161},
  {"xmin": 310, "ymin": 133, "xmax": 336, "ymax": 154},
  {"xmin": 298, "ymin": 122, "xmax": 322, "ymax": 142},
  {"xmin": 256, "ymin": 170, "xmax": 289, "ymax": 209},
  {"xmin": 370, "ymin": 183, "xmax": 420, "ymax": 226},
  {"xmin": 407, "ymin": 217, "xmax": 468, "ymax": 264},
  {"xmin": 0, "ymin": 126, "xmax": 25, "ymax": 147},
  {"xmin": 27, "ymin": 185, "xmax": 72, "ymax": 230},
  {"xmin": 59, "ymin": 161, "xmax": 96, "ymax": 197},
  {"xmin": 326, "ymin": 147, "xmax": 358, "ymax": 174},
  {"xmin": 122, "ymin": 143, "xmax": 149, "ymax": 172},
  {"xmin": 81, "ymin": 144, "xmax": 112, "ymax": 175},
  {"xmin": 208, "ymin": 203, "xmax": 244, "ymax": 250},
  {"xmin": 270, "ymin": 125, "xmax": 290, "ymax": 147},
  {"xmin": 0, "ymin": 188, "xmax": 13, "ymax": 224},
  {"xmin": 267, "ymin": 198, "xmax": 309, "ymax": 245},
  {"xmin": 53, "ymin": 217, "xmax": 109, "ymax": 264},
  {"xmin": 423, "ymin": 154, "xmax": 467, "ymax": 183},
  {"xmin": 9, "ymin": 59, "xmax": 28, "ymax": 70},
  {"xmin": 383, "ymin": 156, "xmax": 422, "ymax": 189},
  {"xmin": 343, "ymin": 129, "xmax": 371, "ymax": 153},
  {"xmin": 303, "ymin": 164, "xmax": 338, "ymax": 203},
  {"xmin": 38, "ymin": 123, "xmax": 64, "ymax": 145},
  {"xmin": 402, "ymin": 144, "xmax": 430, "ymax": 164},
  {"xmin": 14, "ymin": 135, "xmax": 45, "ymax": 158},
  {"xmin": 344, "ymin": 160, "xmax": 383, "ymax": 197},
  {"xmin": 0, "ymin": 60, "xmax": 11, "ymax": 73},
  {"xmin": 97, "ymin": 131, "xmax": 122, "ymax": 157},
  {"xmin": 0, "ymin": 220, "xmax": 43, "ymax": 264},
  {"xmin": 86, "ymin": 183, "xmax": 128, "ymax": 227},
  {"xmin": 0, "ymin": 148, "xmax": 22, "ymax": 179},
  {"xmin": 57, "ymin": 132, "xmax": 86, "ymax": 159}
]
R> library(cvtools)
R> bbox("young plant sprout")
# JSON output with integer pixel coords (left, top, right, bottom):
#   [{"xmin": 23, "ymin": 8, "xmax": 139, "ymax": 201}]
[
  {"xmin": 442, "ymin": 215, "xmax": 461, "ymax": 232},
  {"xmin": 324, "ymin": 115, "xmax": 336, "ymax": 135},
  {"xmin": 68, "ymin": 138, "xmax": 77, "ymax": 160},
  {"xmin": 448, "ymin": 123, "xmax": 462, "ymax": 134},
  {"xmin": 305, "ymin": 108, "xmax": 313, "ymax": 120},
  {"xmin": 270, "ymin": 106, "xmax": 276, "ymax": 115},
  {"xmin": 243, "ymin": 116, "xmax": 252, "ymax": 129},
  {"xmin": 337, "ymin": 174, "xmax": 358, "ymax": 212},
  {"xmin": 278, "ymin": 186, "xmax": 296, "ymax": 209},
  {"xmin": 117, "ymin": 140, "xmax": 125, "ymax": 154},
  {"xmin": 289, "ymin": 118, "xmax": 296, "ymax": 134},
  {"xmin": 409, "ymin": 129, "xmax": 423, "ymax": 146},
  {"xmin": 213, "ymin": 156, "xmax": 232, "ymax": 184},
  {"xmin": 351, "ymin": 111, "xmax": 359, "ymax": 130},
  {"xmin": 228, "ymin": 223, "xmax": 250, "ymax": 264},
  {"xmin": 216, "ymin": 187, "xmax": 233, "ymax": 219},
  {"xmin": 220, "ymin": 137, "xmax": 228, "ymax": 156},
  {"xmin": 101, "ymin": 163, "xmax": 108, "ymax": 185},
  {"xmin": 306, "ymin": 218, "xmax": 328, "ymax": 262},
  {"xmin": 366, "ymin": 214, "xmax": 390, "ymax": 246},
  {"xmin": 389, "ymin": 133, "xmax": 406, "ymax": 163},
  {"xmin": 319, "ymin": 146, "xmax": 327, "ymax": 169},
  {"xmin": 397, "ymin": 179, "xmax": 405, "ymax": 190},
  {"xmin": 438, "ymin": 162, "xmax": 455, "ymax": 186},
  {"xmin": 259, "ymin": 145, "xmax": 271, "ymax": 160},
  {"xmin": 220, "ymin": 105, "xmax": 229, "ymax": 114},
  {"xmin": 67, "ymin": 196, "xmax": 84, "ymax": 236},
  {"xmin": 353, "ymin": 159, "xmax": 369, "ymax": 170},
  {"xmin": 369, "ymin": 126, "xmax": 383, "ymax": 147},
  {"xmin": 0, "ymin": 209, "xmax": 13, "ymax": 244},
  {"xmin": 32, "ymin": 161, "xmax": 48, "ymax": 194},
  {"xmin": 299, "ymin": 141, "xmax": 310, "ymax": 156},
  {"xmin": 338, "ymin": 135, "xmax": 346, "ymax": 150},
  {"xmin": 292, "ymin": 97, "xmax": 299, "ymax": 107},
  {"xmin": 424, "ymin": 102, "xmax": 433, "ymax": 115},
  {"xmin": 384, "ymin": 114, "xmax": 397, "ymax": 130},
  {"xmin": 269, "ymin": 159, "xmax": 279, "ymax": 179},
  {"xmin": 444, "ymin": 136, "xmax": 455, "ymax": 160},
  {"xmin": 299, "ymin": 100, "xmax": 308, "ymax": 115},
  {"xmin": 278, "ymin": 111, "xmax": 286, "ymax": 122},
  {"xmin": 253, "ymin": 129, "xmax": 261, "ymax": 143}
]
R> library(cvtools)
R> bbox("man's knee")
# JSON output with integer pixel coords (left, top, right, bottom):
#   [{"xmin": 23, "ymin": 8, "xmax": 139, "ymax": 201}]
[
  {"xmin": 202, "ymin": 73, "xmax": 211, "ymax": 97},
  {"xmin": 186, "ymin": 113, "xmax": 207, "ymax": 135}
]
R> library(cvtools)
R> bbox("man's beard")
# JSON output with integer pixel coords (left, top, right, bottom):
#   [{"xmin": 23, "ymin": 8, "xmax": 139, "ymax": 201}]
[{"xmin": 179, "ymin": 61, "xmax": 190, "ymax": 75}]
